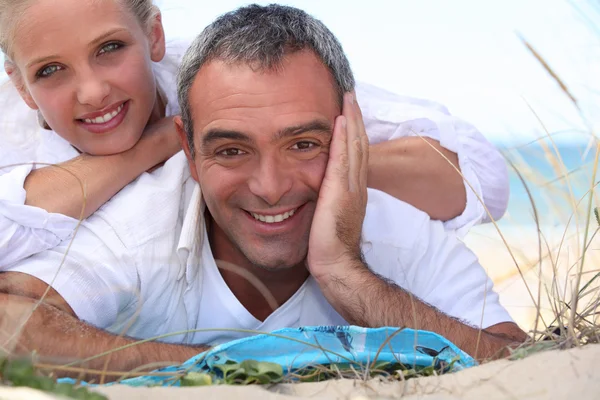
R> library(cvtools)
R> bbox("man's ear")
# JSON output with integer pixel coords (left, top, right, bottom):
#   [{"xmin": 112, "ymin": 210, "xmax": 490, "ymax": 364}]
[
  {"xmin": 175, "ymin": 115, "xmax": 200, "ymax": 183},
  {"xmin": 5, "ymin": 60, "xmax": 38, "ymax": 110},
  {"xmin": 147, "ymin": 11, "xmax": 166, "ymax": 63}
]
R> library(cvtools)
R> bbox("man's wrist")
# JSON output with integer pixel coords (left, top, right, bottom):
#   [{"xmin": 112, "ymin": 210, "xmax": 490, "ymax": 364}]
[{"xmin": 312, "ymin": 254, "xmax": 369, "ymax": 289}]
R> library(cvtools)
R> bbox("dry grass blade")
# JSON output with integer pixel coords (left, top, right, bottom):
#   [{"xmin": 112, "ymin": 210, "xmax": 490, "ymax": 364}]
[{"xmin": 518, "ymin": 34, "xmax": 580, "ymax": 110}]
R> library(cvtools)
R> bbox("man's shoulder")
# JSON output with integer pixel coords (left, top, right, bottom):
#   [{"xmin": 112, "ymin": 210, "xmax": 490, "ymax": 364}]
[
  {"xmin": 362, "ymin": 189, "xmax": 431, "ymax": 251},
  {"xmin": 85, "ymin": 152, "xmax": 193, "ymax": 250}
]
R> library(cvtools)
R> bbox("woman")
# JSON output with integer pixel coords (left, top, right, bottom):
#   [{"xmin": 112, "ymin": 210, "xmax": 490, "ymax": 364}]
[{"xmin": 0, "ymin": 0, "xmax": 508, "ymax": 267}]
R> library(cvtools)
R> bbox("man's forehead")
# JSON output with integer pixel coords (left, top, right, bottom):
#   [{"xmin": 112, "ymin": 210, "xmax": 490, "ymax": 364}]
[
  {"xmin": 191, "ymin": 51, "xmax": 336, "ymax": 100},
  {"xmin": 188, "ymin": 50, "xmax": 339, "ymax": 136}
]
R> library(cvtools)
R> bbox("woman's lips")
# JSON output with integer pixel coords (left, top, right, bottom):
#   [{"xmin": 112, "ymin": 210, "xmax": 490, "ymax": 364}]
[{"xmin": 77, "ymin": 100, "xmax": 129, "ymax": 134}]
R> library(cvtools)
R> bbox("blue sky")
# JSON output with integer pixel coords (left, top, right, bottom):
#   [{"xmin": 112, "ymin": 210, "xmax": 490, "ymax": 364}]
[{"xmin": 3, "ymin": 0, "xmax": 599, "ymax": 146}]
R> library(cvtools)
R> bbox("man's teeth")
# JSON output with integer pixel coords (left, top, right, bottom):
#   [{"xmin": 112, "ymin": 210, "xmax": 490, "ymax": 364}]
[
  {"xmin": 251, "ymin": 209, "xmax": 296, "ymax": 224},
  {"xmin": 84, "ymin": 104, "xmax": 124, "ymax": 124}
]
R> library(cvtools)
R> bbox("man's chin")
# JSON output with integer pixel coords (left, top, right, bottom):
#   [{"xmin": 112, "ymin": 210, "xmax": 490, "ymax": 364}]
[
  {"xmin": 243, "ymin": 248, "xmax": 307, "ymax": 272},
  {"xmin": 249, "ymin": 257, "xmax": 305, "ymax": 272}
]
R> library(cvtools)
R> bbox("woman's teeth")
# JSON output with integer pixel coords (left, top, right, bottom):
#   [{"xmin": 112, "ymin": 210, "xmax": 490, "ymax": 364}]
[
  {"xmin": 83, "ymin": 104, "xmax": 124, "ymax": 124},
  {"xmin": 251, "ymin": 209, "xmax": 296, "ymax": 224}
]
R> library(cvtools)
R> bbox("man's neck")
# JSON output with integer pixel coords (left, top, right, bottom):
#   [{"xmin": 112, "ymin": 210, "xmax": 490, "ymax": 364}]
[{"xmin": 206, "ymin": 214, "xmax": 309, "ymax": 321}]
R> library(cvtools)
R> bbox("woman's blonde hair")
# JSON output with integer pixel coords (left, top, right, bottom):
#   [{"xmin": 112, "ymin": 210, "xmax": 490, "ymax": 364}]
[{"xmin": 0, "ymin": 0, "xmax": 159, "ymax": 60}]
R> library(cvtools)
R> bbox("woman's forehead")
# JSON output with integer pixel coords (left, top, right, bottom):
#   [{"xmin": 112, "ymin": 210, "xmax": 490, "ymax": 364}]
[{"xmin": 11, "ymin": 0, "xmax": 140, "ymax": 61}]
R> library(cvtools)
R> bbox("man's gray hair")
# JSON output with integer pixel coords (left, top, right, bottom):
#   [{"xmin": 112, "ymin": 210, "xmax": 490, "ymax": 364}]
[{"xmin": 176, "ymin": 3, "xmax": 355, "ymax": 157}]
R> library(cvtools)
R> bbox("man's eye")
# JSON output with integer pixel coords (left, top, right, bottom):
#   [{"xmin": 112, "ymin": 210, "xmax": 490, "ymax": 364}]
[
  {"xmin": 218, "ymin": 148, "xmax": 246, "ymax": 157},
  {"xmin": 36, "ymin": 65, "xmax": 63, "ymax": 78},
  {"xmin": 98, "ymin": 42, "xmax": 123, "ymax": 55},
  {"xmin": 291, "ymin": 141, "xmax": 318, "ymax": 151}
]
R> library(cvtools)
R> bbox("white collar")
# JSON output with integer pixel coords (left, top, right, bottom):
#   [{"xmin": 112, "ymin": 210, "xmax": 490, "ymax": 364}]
[{"xmin": 176, "ymin": 182, "xmax": 207, "ymax": 284}]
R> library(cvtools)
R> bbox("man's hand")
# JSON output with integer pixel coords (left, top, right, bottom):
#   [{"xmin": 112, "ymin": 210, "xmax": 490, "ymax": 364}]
[{"xmin": 307, "ymin": 92, "xmax": 369, "ymax": 283}]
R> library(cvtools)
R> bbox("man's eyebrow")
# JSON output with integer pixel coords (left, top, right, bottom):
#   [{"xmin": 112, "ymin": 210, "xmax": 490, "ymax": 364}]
[
  {"xmin": 201, "ymin": 129, "xmax": 255, "ymax": 148},
  {"xmin": 26, "ymin": 28, "xmax": 128, "ymax": 68},
  {"xmin": 273, "ymin": 120, "xmax": 333, "ymax": 141}
]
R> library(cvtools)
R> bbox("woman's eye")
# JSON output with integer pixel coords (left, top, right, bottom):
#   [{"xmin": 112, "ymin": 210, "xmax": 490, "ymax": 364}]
[
  {"xmin": 98, "ymin": 42, "xmax": 123, "ymax": 55},
  {"xmin": 291, "ymin": 141, "xmax": 318, "ymax": 150},
  {"xmin": 218, "ymin": 148, "xmax": 246, "ymax": 157},
  {"xmin": 36, "ymin": 65, "xmax": 63, "ymax": 78}
]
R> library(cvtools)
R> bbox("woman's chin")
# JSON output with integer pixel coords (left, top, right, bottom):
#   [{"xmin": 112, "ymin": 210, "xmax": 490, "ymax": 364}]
[{"xmin": 77, "ymin": 135, "xmax": 142, "ymax": 156}]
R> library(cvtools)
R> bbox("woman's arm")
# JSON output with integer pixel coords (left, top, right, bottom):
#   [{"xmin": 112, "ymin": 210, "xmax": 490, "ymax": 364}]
[
  {"xmin": 23, "ymin": 117, "xmax": 181, "ymax": 219},
  {"xmin": 368, "ymin": 136, "xmax": 465, "ymax": 221},
  {"xmin": 356, "ymin": 81, "xmax": 509, "ymax": 230}
]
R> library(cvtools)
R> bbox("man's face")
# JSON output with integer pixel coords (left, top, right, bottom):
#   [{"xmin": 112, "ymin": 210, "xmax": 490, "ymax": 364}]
[{"xmin": 181, "ymin": 50, "xmax": 340, "ymax": 271}]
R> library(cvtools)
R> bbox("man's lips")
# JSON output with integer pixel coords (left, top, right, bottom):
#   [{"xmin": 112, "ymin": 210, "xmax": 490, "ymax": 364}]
[
  {"xmin": 246, "ymin": 207, "xmax": 299, "ymax": 224},
  {"xmin": 243, "ymin": 204, "xmax": 307, "ymax": 226}
]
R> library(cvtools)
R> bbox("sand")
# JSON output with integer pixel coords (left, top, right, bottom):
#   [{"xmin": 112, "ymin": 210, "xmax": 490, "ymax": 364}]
[{"xmin": 1, "ymin": 343, "xmax": 598, "ymax": 399}]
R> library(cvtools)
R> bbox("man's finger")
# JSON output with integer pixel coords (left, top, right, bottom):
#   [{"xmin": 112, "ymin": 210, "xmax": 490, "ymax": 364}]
[
  {"xmin": 344, "ymin": 93, "xmax": 363, "ymax": 193},
  {"xmin": 346, "ymin": 92, "xmax": 368, "ymax": 193},
  {"xmin": 324, "ymin": 114, "xmax": 349, "ymax": 191},
  {"xmin": 353, "ymin": 97, "xmax": 369, "ymax": 192}
]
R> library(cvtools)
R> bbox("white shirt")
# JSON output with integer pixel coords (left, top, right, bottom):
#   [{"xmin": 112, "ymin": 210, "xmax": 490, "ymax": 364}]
[
  {"xmin": 0, "ymin": 40, "xmax": 509, "ymax": 267},
  {"xmin": 5, "ymin": 152, "xmax": 512, "ymax": 346}
]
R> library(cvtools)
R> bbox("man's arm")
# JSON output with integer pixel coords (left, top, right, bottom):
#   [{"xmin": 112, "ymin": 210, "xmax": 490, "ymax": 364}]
[
  {"xmin": 316, "ymin": 263, "xmax": 527, "ymax": 361},
  {"xmin": 307, "ymin": 93, "xmax": 526, "ymax": 361},
  {"xmin": 23, "ymin": 117, "xmax": 181, "ymax": 219},
  {"xmin": 367, "ymin": 137, "xmax": 465, "ymax": 221},
  {"xmin": 0, "ymin": 272, "xmax": 206, "ymax": 381}
]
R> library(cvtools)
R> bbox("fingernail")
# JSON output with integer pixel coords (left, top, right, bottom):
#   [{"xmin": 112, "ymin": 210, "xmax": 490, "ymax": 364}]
[
  {"xmin": 341, "ymin": 116, "xmax": 347, "ymax": 128},
  {"xmin": 348, "ymin": 93, "xmax": 355, "ymax": 105}
]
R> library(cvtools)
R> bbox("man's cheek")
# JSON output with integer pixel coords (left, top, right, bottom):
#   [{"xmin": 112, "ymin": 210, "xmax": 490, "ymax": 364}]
[{"xmin": 304, "ymin": 155, "xmax": 328, "ymax": 184}]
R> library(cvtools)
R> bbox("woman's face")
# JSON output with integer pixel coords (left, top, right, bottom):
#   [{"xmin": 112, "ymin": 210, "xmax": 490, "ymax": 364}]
[{"xmin": 8, "ymin": 0, "xmax": 165, "ymax": 155}]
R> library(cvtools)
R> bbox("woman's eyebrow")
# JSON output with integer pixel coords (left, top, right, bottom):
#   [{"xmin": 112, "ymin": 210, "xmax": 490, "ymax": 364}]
[
  {"xmin": 26, "ymin": 28, "xmax": 129, "ymax": 68},
  {"xmin": 27, "ymin": 55, "xmax": 60, "ymax": 68},
  {"xmin": 88, "ymin": 28, "xmax": 129, "ymax": 48}
]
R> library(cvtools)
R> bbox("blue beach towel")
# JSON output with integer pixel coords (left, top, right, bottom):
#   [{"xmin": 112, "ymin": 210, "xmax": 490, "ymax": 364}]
[{"xmin": 62, "ymin": 326, "xmax": 476, "ymax": 387}]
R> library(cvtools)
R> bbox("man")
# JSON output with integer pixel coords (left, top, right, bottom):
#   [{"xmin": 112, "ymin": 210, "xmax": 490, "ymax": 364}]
[{"xmin": 0, "ymin": 4, "xmax": 526, "ymax": 378}]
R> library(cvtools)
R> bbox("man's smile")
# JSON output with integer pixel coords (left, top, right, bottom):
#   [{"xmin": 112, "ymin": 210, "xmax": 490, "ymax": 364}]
[{"xmin": 241, "ymin": 203, "xmax": 309, "ymax": 234}]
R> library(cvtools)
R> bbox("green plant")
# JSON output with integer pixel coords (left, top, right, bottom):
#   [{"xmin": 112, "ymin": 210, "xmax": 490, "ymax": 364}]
[
  {"xmin": 178, "ymin": 358, "xmax": 453, "ymax": 386},
  {"xmin": 0, "ymin": 356, "xmax": 106, "ymax": 400}
]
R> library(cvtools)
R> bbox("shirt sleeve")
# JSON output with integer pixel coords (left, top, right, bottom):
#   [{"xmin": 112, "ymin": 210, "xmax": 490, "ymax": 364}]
[
  {"xmin": 363, "ymin": 189, "xmax": 512, "ymax": 329},
  {"xmin": 0, "ymin": 164, "xmax": 79, "ymax": 267},
  {"xmin": 3, "ymin": 220, "xmax": 139, "ymax": 329},
  {"xmin": 405, "ymin": 218, "xmax": 512, "ymax": 329},
  {"xmin": 355, "ymin": 81, "xmax": 509, "ymax": 236}
]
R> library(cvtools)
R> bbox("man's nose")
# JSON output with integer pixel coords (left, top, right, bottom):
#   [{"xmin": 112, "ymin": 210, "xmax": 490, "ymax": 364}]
[
  {"xmin": 247, "ymin": 155, "xmax": 293, "ymax": 206},
  {"xmin": 75, "ymin": 69, "xmax": 110, "ymax": 109}
]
